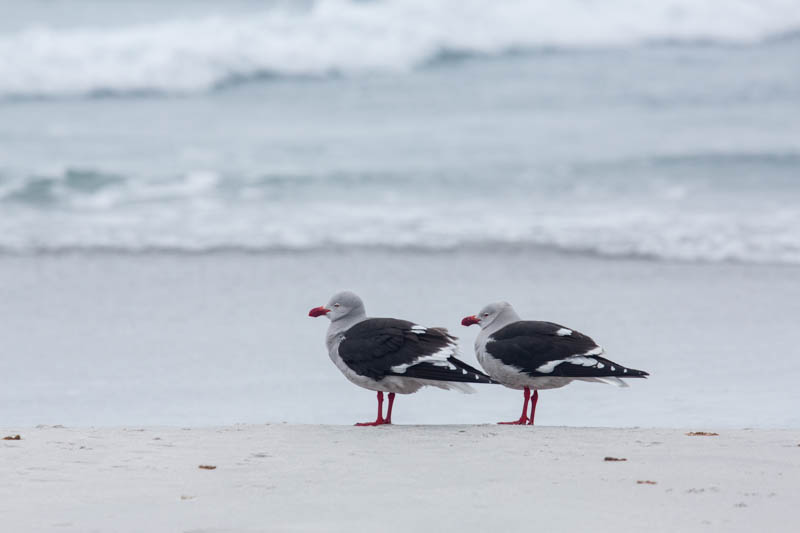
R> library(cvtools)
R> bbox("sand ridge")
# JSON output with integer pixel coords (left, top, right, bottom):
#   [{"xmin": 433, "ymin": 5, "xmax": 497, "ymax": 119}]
[{"xmin": 2, "ymin": 425, "xmax": 798, "ymax": 532}]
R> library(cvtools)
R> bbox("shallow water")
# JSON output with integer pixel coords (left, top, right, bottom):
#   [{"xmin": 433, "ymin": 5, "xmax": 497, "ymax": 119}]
[{"xmin": 1, "ymin": 251, "xmax": 798, "ymax": 427}]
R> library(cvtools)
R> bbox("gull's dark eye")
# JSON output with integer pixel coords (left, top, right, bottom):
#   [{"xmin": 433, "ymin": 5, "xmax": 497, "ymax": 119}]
[
  {"xmin": 334, "ymin": 303, "xmax": 340, "ymax": 308},
  {"xmin": 483, "ymin": 313, "xmax": 489, "ymax": 317}
]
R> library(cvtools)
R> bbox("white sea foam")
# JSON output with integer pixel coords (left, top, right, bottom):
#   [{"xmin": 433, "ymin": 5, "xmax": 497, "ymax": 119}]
[
  {"xmin": 1, "ymin": 0, "xmax": 799, "ymax": 97},
  {"xmin": 1, "ymin": 168, "xmax": 799, "ymax": 264}
]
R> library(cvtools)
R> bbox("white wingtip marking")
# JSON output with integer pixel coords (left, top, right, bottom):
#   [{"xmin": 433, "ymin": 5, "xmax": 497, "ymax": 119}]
[
  {"xmin": 389, "ymin": 345, "xmax": 457, "ymax": 373},
  {"xmin": 537, "ymin": 355, "xmax": 601, "ymax": 374},
  {"xmin": 556, "ymin": 328, "xmax": 572, "ymax": 336},
  {"xmin": 569, "ymin": 357, "xmax": 597, "ymax": 367},
  {"xmin": 535, "ymin": 360, "xmax": 560, "ymax": 373}
]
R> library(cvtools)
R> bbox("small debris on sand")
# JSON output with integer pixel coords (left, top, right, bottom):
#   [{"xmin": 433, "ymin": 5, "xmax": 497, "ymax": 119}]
[
  {"xmin": 604, "ymin": 457, "xmax": 627, "ymax": 462},
  {"xmin": 180, "ymin": 495, "xmax": 195, "ymax": 500},
  {"xmin": 198, "ymin": 465, "xmax": 216, "ymax": 470},
  {"xmin": 686, "ymin": 432, "xmax": 719, "ymax": 437},
  {"xmin": 637, "ymin": 480, "xmax": 657, "ymax": 485},
  {"xmin": 2, "ymin": 435, "xmax": 21, "ymax": 440}
]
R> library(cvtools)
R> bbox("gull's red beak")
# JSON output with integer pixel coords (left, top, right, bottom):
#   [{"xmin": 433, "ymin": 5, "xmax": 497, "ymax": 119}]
[
  {"xmin": 308, "ymin": 306, "xmax": 331, "ymax": 317},
  {"xmin": 461, "ymin": 315, "xmax": 480, "ymax": 326}
]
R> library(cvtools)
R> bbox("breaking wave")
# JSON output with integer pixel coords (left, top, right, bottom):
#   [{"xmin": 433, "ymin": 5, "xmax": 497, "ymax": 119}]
[
  {"xmin": 2, "ymin": 0, "xmax": 800, "ymax": 98},
  {"xmin": 1, "ymin": 165, "xmax": 799, "ymax": 264}
]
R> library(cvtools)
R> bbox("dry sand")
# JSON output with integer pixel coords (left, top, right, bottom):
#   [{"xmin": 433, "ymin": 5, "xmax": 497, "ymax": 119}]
[{"xmin": 2, "ymin": 425, "xmax": 798, "ymax": 532}]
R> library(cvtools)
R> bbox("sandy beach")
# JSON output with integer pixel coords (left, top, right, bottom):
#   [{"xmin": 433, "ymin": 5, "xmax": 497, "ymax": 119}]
[
  {"xmin": 3, "ymin": 251, "xmax": 797, "ymax": 531},
  {"xmin": 2, "ymin": 424, "xmax": 798, "ymax": 532}
]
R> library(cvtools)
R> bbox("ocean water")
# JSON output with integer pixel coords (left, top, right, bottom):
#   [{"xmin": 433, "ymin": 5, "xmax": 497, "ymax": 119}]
[
  {"xmin": 1, "ymin": 0, "xmax": 799, "ymax": 263},
  {"xmin": 2, "ymin": 1, "xmax": 800, "ymax": 428}
]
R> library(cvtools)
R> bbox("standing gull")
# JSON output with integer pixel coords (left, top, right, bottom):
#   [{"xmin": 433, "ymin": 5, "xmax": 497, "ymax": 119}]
[
  {"xmin": 309, "ymin": 291, "xmax": 492, "ymax": 425},
  {"xmin": 462, "ymin": 301, "xmax": 648, "ymax": 425}
]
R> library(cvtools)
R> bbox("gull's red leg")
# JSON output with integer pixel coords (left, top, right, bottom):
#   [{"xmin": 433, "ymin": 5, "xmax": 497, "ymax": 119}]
[
  {"xmin": 527, "ymin": 390, "xmax": 539, "ymax": 425},
  {"xmin": 499, "ymin": 387, "xmax": 530, "ymax": 425},
  {"xmin": 385, "ymin": 392, "xmax": 396, "ymax": 424},
  {"xmin": 355, "ymin": 391, "xmax": 387, "ymax": 426}
]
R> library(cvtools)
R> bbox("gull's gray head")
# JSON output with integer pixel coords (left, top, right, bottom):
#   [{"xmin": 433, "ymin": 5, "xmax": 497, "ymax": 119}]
[
  {"xmin": 308, "ymin": 290, "xmax": 366, "ymax": 322},
  {"xmin": 461, "ymin": 301, "xmax": 518, "ymax": 329}
]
